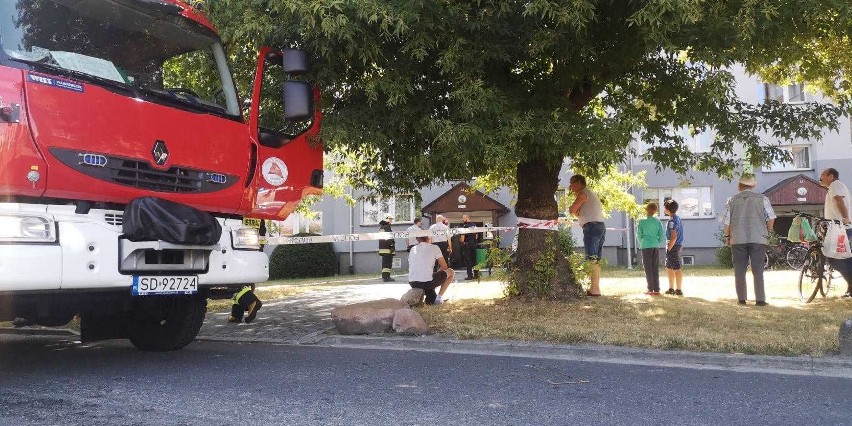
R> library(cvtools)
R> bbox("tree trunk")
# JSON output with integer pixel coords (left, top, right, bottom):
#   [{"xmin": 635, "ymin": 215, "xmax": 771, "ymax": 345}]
[{"xmin": 512, "ymin": 157, "xmax": 582, "ymax": 300}]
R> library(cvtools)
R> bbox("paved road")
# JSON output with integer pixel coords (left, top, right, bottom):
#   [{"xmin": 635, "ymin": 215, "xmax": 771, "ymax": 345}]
[{"xmin": 0, "ymin": 335, "xmax": 850, "ymax": 426}]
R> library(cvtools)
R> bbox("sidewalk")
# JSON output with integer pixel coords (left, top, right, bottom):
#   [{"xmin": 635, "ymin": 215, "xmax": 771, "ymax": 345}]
[{"xmin": 197, "ymin": 274, "xmax": 852, "ymax": 378}]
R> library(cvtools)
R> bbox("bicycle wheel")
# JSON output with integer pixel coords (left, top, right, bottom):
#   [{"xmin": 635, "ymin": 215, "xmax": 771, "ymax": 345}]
[
  {"xmin": 821, "ymin": 265, "xmax": 839, "ymax": 297},
  {"xmin": 798, "ymin": 251, "xmax": 823, "ymax": 303},
  {"xmin": 786, "ymin": 246, "xmax": 808, "ymax": 270}
]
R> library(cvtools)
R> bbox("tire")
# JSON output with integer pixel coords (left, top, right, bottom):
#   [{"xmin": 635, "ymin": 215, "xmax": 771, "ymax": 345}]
[
  {"xmin": 127, "ymin": 295, "xmax": 207, "ymax": 351},
  {"xmin": 786, "ymin": 246, "xmax": 808, "ymax": 270},
  {"xmin": 764, "ymin": 253, "xmax": 771, "ymax": 269},
  {"xmin": 798, "ymin": 252, "xmax": 823, "ymax": 303},
  {"xmin": 821, "ymin": 266, "xmax": 838, "ymax": 297}
]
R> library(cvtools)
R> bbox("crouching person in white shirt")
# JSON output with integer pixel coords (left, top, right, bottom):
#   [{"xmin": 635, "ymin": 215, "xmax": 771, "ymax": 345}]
[{"xmin": 408, "ymin": 236, "xmax": 455, "ymax": 305}]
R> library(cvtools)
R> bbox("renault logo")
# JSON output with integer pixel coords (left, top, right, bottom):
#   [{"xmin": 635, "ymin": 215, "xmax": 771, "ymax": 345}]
[{"xmin": 152, "ymin": 140, "xmax": 169, "ymax": 166}]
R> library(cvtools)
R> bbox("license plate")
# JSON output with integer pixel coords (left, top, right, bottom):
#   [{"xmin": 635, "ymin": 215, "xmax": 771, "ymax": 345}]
[{"xmin": 132, "ymin": 275, "xmax": 198, "ymax": 296}]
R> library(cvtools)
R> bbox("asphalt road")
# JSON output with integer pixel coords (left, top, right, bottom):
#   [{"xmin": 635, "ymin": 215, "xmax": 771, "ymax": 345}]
[{"xmin": 0, "ymin": 335, "xmax": 850, "ymax": 426}]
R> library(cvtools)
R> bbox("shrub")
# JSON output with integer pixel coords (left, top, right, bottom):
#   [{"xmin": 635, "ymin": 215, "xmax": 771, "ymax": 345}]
[
  {"xmin": 268, "ymin": 233, "xmax": 337, "ymax": 279},
  {"xmin": 715, "ymin": 228, "xmax": 733, "ymax": 268}
]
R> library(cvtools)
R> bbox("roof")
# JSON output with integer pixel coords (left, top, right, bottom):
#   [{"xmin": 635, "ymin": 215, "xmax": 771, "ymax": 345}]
[
  {"xmin": 762, "ymin": 174, "xmax": 827, "ymax": 205},
  {"xmin": 422, "ymin": 182, "xmax": 510, "ymax": 215}
]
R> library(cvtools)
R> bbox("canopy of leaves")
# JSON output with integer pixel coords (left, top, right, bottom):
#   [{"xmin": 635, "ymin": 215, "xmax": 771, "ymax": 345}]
[{"xmin": 199, "ymin": 0, "xmax": 850, "ymax": 197}]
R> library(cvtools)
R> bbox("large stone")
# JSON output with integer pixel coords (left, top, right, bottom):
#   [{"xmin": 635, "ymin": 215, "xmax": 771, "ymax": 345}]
[
  {"xmin": 400, "ymin": 288, "xmax": 425, "ymax": 307},
  {"xmin": 331, "ymin": 298, "xmax": 407, "ymax": 335},
  {"xmin": 392, "ymin": 308, "xmax": 429, "ymax": 336},
  {"xmin": 840, "ymin": 319, "xmax": 852, "ymax": 357}
]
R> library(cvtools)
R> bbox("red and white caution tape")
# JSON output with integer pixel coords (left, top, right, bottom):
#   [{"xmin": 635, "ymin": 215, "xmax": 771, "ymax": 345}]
[
  {"xmin": 516, "ymin": 217, "xmax": 560, "ymax": 230},
  {"xmin": 264, "ymin": 226, "xmax": 513, "ymax": 245}
]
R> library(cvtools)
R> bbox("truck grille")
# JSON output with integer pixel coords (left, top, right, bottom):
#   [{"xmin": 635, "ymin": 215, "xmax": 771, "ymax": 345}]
[
  {"xmin": 104, "ymin": 213, "xmax": 123, "ymax": 226},
  {"xmin": 50, "ymin": 148, "xmax": 238, "ymax": 194}
]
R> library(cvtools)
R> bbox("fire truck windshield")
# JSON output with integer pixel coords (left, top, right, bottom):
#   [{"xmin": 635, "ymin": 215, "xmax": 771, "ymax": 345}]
[{"xmin": 0, "ymin": 0, "xmax": 241, "ymax": 117}]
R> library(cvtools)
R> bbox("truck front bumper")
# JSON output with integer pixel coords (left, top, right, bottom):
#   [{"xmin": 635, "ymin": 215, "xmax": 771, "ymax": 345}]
[{"xmin": 0, "ymin": 204, "xmax": 268, "ymax": 292}]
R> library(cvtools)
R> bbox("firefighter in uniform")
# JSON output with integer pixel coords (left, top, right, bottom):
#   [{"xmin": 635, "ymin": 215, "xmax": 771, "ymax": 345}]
[
  {"xmin": 378, "ymin": 214, "xmax": 396, "ymax": 282},
  {"xmin": 228, "ymin": 284, "xmax": 263, "ymax": 323}
]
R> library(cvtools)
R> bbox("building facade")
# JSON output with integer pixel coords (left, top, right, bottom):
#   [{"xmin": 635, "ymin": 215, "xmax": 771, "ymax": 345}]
[{"xmin": 311, "ymin": 65, "xmax": 851, "ymax": 274}]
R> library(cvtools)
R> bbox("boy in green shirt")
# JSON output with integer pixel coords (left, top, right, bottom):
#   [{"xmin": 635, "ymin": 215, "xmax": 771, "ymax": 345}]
[{"xmin": 636, "ymin": 203, "xmax": 665, "ymax": 295}]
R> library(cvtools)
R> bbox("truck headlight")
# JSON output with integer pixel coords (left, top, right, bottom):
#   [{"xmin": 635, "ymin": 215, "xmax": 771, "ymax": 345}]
[
  {"xmin": 0, "ymin": 214, "xmax": 56, "ymax": 243},
  {"xmin": 232, "ymin": 227, "xmax": 261, "ymax": 250}
]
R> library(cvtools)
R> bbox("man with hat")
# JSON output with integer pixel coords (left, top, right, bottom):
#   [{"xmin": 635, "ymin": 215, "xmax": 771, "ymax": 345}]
[
  {"xmin": 721, "ymin": 173, "xmax": 777, "ymax": 306},
  {"xmin": 378, "ymin": 214, "xmax": 396, "ymax": 281}
]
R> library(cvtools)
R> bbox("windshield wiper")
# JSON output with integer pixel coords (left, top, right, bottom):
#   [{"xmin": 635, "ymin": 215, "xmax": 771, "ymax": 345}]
[{"xmin": 137, "ymin": 88, "xmax": 227, "ymax": 116}]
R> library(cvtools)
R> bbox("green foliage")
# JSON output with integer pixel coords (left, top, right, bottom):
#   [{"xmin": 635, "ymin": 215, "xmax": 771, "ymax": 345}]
[
  {"xmin": 268, "ymin": 233, "xmax": 337, "ymax": 279},
  {"xmin": 715, "ymin": 228, "xmax": 733, "ymax": 269},
  {"xmin": 562, "ymin": 167, "xmax": 647, "ymax": 219}
]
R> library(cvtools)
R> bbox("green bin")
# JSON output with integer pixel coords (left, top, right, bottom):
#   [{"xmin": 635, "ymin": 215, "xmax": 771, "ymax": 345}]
[{"xmin": 475, "ymin": 248, "xmax": 488, "ymax": 267}]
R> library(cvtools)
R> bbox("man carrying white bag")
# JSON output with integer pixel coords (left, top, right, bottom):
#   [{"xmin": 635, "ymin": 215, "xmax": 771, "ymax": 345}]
[{"xmin": 820, "ymin": 168, "xmax": 852, "ymax": 298}]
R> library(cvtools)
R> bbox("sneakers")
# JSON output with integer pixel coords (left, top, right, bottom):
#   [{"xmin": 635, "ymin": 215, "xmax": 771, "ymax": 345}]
[
  {"xmin": 737, "ymin": 300, "xmax": 747, "ymax": 305},
  {"xmin": 244, "ymin": 300, "xmax": 263, "ymax": 324},
  {"xmin": 664, "ymin": 288, "xmax": 676, "ymax": 295},
  {"xmin": 383, "ymin": 277, "xmax": 396, "ymax": 282},
  {"xmin": 644, "ymin": 291, "xmax": 660, "ymax": 296},
  {"xmin": 227, "ymin": 315, "xmax": 241, "ymax": 323},
  {"xmin": 755, "ymin": 301, "xmax": 769, "ymax": 307},
  {"xmin": 433, "ymin": 295, "xmax": 444, "ymax": 305},
  {"xmin": 674, "ymin": 289, "xmax": 683, "ymax": 296},
  {"xmin": 842, "ymin": 292, "xmax": 852, "ymax": 298}
]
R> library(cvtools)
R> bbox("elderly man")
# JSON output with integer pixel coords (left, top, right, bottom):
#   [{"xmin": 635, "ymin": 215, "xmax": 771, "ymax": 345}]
[
  {"xmin": 429, "ymin": 214, "xmax": 452, "ymax": 265},
  {"xmin": 722, "ymin": 174, "xmax": 776, "ymax": 306},
  {"xmin": 819, "ymin": 168, "xmax": 852, "ymax": 298}
]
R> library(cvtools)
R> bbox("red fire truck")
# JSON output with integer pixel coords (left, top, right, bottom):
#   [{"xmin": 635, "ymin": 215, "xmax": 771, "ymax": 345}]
[{"xmin": 0, "ymin": 0, "xmax": 323, "ymax": 350}]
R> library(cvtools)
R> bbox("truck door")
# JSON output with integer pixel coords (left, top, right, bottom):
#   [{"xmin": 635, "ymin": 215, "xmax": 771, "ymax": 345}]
[{"xmin": 244, "ymin": 47, "xmax": 323, "ymax": 220}]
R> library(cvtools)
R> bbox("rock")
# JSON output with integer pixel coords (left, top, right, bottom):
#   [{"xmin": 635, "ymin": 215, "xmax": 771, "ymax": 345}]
[
  {"xmin": 840, "ymin": 319, "xmax": 852, "ymax": 357},
  {"xmin": 400, "ymin": 288, "xmax": 425, "ymax": 307},
  {"xmin": 331, "ymin": 298, "xmax": 407, "ymax": 335},
  {"xmin": 392, "ymin": 308, "xmax": 429, "ymax": 336}
]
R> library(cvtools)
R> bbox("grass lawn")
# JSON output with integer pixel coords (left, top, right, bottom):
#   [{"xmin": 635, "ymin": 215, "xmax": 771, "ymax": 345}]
[{"xmin": 417, "ymin": 266, "xmax": 852, "ymax": 357}]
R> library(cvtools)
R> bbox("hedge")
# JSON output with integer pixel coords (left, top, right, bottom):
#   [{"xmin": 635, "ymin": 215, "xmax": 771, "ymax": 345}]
[{"xmin": 268, "ymin": 233, "xmax": 337, "ymax": 279}]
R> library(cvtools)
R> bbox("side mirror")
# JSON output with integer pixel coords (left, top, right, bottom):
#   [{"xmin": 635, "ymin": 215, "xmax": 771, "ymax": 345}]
[
  {"xmin": 283, "ymin": 81, "xmax": 313, "ymax": 122},
  {"xmin": 281, "ymin": 49, "xmax": 309, "ymax": 75}
]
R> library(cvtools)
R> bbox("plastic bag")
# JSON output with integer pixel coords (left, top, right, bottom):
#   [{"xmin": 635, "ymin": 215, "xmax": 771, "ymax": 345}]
[
  {"xmin": 821, "ymin": 222, "xmax": 852, "ymax": 259},
  {"xmin": 787, "ymin": 218, "xmax": 802, "ymax": 243},
  {"xmin": 801, "ymin": 218, "xmax": 817, "ymax": 242}
]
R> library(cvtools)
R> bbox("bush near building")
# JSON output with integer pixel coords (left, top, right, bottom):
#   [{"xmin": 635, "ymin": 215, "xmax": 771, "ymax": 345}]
[{"xmin": 268, "ymin": 233, "xmax": 337, "ymax": 279}]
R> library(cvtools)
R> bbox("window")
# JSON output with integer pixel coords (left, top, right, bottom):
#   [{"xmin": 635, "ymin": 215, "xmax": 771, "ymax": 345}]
[
  {"xmin": 681, "ymin": 255, "xmax": 695, "ymax": 266},
  {"xmin": 643, "ymin": 187, "xmax": 714, "ymax": 218},
  {"xmin": 762, "ymin": 145, "xmax": 811, "ymax": 172},
  {"xmin": 361, "ymin": 196, "xmax": 417, "ymax": 225},
  {"xmin": 763, "ymin": 83, "xmax": 806, "ymax": 103},
  {"xmin": 678, "ymin": 127, "xmax": 712, "ymax": 153}
]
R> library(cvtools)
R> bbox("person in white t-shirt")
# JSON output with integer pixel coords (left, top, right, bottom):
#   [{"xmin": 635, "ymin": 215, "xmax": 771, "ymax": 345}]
[
  {"xmin": 820, "ymin": 167, "xmax": 852, "ymax": 298},
  {"xmin": 408, "ymin": 236, "xmax": 455, "ymax": 304},
  {"xmin": 406, "ymin": 218, "xmax": 423, "ymax": 251},
  {"xmin": 429, "ymin": 214, "xmax": 453, "ymax": 265}
]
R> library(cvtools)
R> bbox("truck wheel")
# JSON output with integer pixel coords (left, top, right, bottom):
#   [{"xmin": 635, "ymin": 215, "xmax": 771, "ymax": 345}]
[{"xmin": 127, "ymin": 296, "xmax": 206, "ymax": 351}]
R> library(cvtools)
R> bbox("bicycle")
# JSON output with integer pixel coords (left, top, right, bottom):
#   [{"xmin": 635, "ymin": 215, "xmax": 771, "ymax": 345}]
[
  {"xmin": 764, "ymin": 237, "xmax": 809, "ymax": 270},
  {"xmin": 794, "ymin": 212, "xmax": 840, "ymax": 303}
]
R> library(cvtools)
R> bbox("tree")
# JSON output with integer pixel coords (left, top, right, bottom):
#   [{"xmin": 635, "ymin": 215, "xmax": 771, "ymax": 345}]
[{"xmin": 202, "ymin": 0, "xmax": 850, "ymax": 299}]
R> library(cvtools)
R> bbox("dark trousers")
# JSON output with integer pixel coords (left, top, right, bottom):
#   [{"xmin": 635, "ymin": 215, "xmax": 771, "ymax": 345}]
[
  {"xmin": 434, "ymin": 241, "xmax": 450, "ymax": 264},
  {"xmin": 231, "ymin": 290, "xmax": 260, "ymax": 320},
  {"xmin": 641, "ymin": 248, "xmax": 661, "ymax": 292},
  {"xmin": 381, "ymin": 254, "xmax": 393, "ymax": 279},
  {"xmin": 461, "ymin": 243, "xmax": 476, "ymax": 278},
  {"xmin": 732, "ymin": 243, "xmax": 767, "ymax": 302}
]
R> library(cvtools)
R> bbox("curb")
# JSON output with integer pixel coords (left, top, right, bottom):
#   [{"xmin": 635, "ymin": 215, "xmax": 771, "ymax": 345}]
[{"xmin": 314, "ymin": 334, "xmax": 852, "ymax": 378}]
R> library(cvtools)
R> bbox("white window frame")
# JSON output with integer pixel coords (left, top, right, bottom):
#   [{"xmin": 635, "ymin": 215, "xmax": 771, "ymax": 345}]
[
  {"xmin": 763, "ymin": 82, "xmax": 807, "ymax": 104},
  {"xmin": 678, "ymin": 127, "xmax": 713, "ymax": 153},
  {"xmin": 642, "ymin": 187, "xmax": 715, "ymax": 219},
  {"xmin": 361, "ymin": 195, "xmax": 417, "ymax": 226},
  {"xmin": 762, "ymin": 144, "xmax": 812, "ymax": 173}
]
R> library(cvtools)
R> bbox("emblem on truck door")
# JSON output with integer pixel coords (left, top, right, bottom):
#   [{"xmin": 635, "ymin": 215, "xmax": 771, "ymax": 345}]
[{"xmin": 152, "ymin": 140, "xmax": 169, "ymax": 165}]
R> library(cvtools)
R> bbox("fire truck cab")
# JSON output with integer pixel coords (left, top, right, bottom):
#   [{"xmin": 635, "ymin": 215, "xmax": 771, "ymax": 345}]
[{"xmin": 0, "ymin": 0, "xmax": 322, "ymax": 350}]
